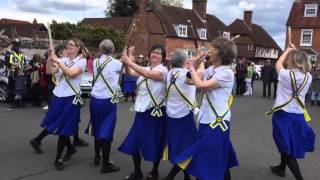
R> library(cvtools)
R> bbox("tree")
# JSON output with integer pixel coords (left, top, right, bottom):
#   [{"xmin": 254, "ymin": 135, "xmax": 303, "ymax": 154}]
[
  {"xmin": 106, "ymin": 0, "xmax": 139, "ymax": 17},
  {"xmin": 50, "ymin": 22, "xmax": 125, "ymax": 52}
]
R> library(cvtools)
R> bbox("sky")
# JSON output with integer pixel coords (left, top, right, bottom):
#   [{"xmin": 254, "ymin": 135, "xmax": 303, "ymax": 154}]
[{"xmin": 0, "ymin": 0, "xmax": 293, "ymax": 49}]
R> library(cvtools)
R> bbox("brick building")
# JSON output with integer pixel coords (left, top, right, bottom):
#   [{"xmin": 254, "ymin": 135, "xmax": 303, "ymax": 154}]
[
  {"xmin": 81, "ymin": 0, "xmax": 280, "ymax": 62},
  {"xmin": 286, "ymin": 0, "xmax": 320, "ymax": 64},
  {"xmin": 127, "ymin": 0, "xmax": 229, "ymax": 58},
  {"xmin": 229, "ymin": 11, "xmax": 282, "ymax": 64}
]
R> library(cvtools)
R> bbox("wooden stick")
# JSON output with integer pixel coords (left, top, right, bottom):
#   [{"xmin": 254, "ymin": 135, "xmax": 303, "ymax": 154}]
[
  {"xmin": 47, "ymin": 22, "xmax": 53, "ymax": 47},
  {"xmin": 288, "ymin": 26, "xmax": 292, "ymax": 45}
]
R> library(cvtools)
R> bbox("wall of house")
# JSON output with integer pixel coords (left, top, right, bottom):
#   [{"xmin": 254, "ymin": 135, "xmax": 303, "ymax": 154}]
[
  {"xmin": 289, "ymin": 27, "xmax": 320, "ymax": 64},
  {"xmin": 165, "ymin": 37, "xmax": 211, "ymax": 57}
]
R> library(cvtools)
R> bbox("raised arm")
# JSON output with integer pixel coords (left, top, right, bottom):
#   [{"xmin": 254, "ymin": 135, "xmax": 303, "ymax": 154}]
[
  {"xmin": 50, "ymin": 51, "xmax": 82, "ymax": 78},
  {"xmin": 276, "ymin": 44, "xmax": 295, "ymax": 74}
]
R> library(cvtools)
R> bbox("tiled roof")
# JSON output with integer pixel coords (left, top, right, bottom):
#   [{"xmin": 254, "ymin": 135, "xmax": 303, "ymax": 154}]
[
  {"xmin": 0, "ymin": 18, "xmax": 31, "ymax": 25},
  {"xmin": 0, "ymin": 24, "xmax": 47, "ymax": 38},
  {"xmin": 287, "ymin": 0, "xmax": 320, "ymax": 27},
  {"xmin": 229, "ymin": 19, "xmax": 281, "ymax": 50},
  {"xmin": 80, "ymin": 17, "xmax": 132, "ymax": 32},
  {"xmin": 153, "ymin": 4, "xmax": 227, "ymax": 41}
]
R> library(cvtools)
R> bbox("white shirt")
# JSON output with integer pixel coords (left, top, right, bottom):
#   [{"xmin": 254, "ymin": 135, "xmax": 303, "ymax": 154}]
[
  {"xmin": 134, "ymin": 64, "xmax": 168, "ymax": 112},
  {"xmin": 198, "ymin": 66, "xmax": 234, "ymax": 124},
  {"xmin": 91, "ymin": 55, "xmax": 122, "ymax": 99},
  {"xmin": 166, "ymin": 68, "xmax": 196, "ymax": 118},
  {"xmin": 53, "ymin": 56, "xmax": 87, "ymax": 97},
  {"xmin": 274, "ymin": 69, "xmax": 312, "ymax": 114}
]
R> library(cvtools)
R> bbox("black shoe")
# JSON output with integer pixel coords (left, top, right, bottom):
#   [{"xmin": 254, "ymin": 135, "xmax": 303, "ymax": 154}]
[
  {"xmin": 94, "ymin": 156, "xmax": 101, "ymax": 166},
  {"xmin": 30, "ymin": 139, "xmax": 43, "ymax": 153},
  {"xmin": 146, "ymin": 172, "xmax": 159, "ymax": 180},
  {"xmin": 73, "ymin": 138, "xmax": 89, "ymax": 147},
  {"xmin": 311, "ymin": 101, "xmax": 315, "ymax": 106},
  {"xmin": 270, "ymin": 165, "xmax": 286, "ymax": 177},
  {"xmin": 184, "ymin": 176, "xmax": 193, "ymax": 180},
  {"xmin": 100, "ymin": 161, "xmax": 120, "ymax": 173},
  {"xmin": 63, "ymin": 148, "xmax": 77, "ymax": 161},
  {"xmin": 54, "ymin": 159, "xmax": 64, "ymax": 171},
  {"xmin": 124, "ymin": 172, "xmax": 143, "ymax": 180}
]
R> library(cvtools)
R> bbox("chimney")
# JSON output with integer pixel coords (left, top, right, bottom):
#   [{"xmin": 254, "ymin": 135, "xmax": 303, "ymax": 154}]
[
  {"xmin": 33, "ymin": 18, "xmax": 37, "ymax": 24},
  {"xmin": 244, "ymin": 11, "xmax": 252, "ymax": 29},
  {"xmin": 192, "ymin": 0, "xmax": 207, "ymax": 20}
]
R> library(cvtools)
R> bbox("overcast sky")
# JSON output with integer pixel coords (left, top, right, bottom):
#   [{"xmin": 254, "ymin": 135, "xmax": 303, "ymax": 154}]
[{"xmin": 0, "ymin": 0, "xmax": 293, "ymax": 49}]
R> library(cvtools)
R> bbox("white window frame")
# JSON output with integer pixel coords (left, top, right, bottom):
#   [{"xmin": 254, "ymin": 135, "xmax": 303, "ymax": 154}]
[
  {"xmin": 177, "ymin": 24, "xmax": 188, "ymax": 37},
  {"xmin": 300, "ymin": 29, "xmax": 313, "ymax": 46},
  {"xmin": 223, "ymin": 32, "xmax": 230, "ymax": 39},
  {"xmin": 310, "ymin": 55, "xmax": 317, "ymax": 63},
  {"xmin": 304, "ymin": 4, "xmax": 318, "ymax": 17},
  {"xmin": 248, "ymin": 45, "xmax": 253, "ymax": 51},
  {"xmin": 198, "ymin": 28, "xmax": 207, "ymax": 40}
]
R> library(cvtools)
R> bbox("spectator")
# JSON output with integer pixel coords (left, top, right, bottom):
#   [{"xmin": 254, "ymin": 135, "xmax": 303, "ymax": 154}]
[
  {"xmin": 236, "ymin": 58, "xmax": 247, "ymax": 96},
  {"xmin": 29, "ymin": 54, "xmax": 42, "ymax": 106},
  {"xmin": 272, "ymin": 66, "xmax": 278, "ymax": 99},
  {"xmin": 122, "ymin": 74, "xmax": 137, "ymax": 102},
  {"xmin": 261, "ymin": 60, "xmax": 273, "ymax": 98},
  {"xmin": 244, "ymin": 62, "xmax": 254, "ymax": 96},
  {"xmin": 310, "ymin": 65, "xmax": 320, "ymax": 106}
]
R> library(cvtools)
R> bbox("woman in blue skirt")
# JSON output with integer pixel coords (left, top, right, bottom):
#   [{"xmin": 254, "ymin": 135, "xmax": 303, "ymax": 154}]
[
  {"xmin": 161, "ymin": 50, "xmax": 197, "ymax": 180},
  {"xmin": 119, "ymin": 45, "xmax": 168, "ymax": 180},
  {"xmin": 173, "ymin": 37, "xmax": 239, "ymax": 180},
  {"xmin": 86, "ymin": 39, "xmax": 121, "ymax": 173},
  {"xmin": 268, "ymin": 43, "xmax": 315, "ymax": 180},
  {"xmin": 30, "ymin": 38, "xmax": 86, "ymax": 170}
]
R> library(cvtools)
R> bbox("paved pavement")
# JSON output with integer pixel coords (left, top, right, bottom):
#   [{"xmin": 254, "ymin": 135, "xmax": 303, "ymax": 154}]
[{"xmin": 0, "ymin": 82, "xmax": 319, "ymax": 180}]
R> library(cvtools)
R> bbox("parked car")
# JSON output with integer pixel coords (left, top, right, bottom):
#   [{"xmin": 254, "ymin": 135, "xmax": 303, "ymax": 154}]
[
  {"xmin": 80, "ymin": 71, "xmax": 93, "ymax": 97},
  {"xmin": 254, "ymin": 64, "xmax": 263, "ymax": 80}
]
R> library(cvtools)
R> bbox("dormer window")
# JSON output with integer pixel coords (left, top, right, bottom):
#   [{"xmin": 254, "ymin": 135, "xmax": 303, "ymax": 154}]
[
  {"xmin": 304, "ymin": 4, "xmax": 318, "ymax": 17},
  {"xmin": 197, "ymin": 28, "xmax": 207, "ymax": 40},
  {"xmin": 174, "ymin": 24, "xmax": 188, "ymax": 37}
]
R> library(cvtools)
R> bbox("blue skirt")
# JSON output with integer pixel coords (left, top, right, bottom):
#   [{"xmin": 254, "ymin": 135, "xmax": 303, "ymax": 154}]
[
  {"xmin": 123, "ymin": 81, "xmax": 136, "ymax": 93},
  {"xmin": 174, "ymin": 123, "xmax": 239, "ymax": 180},
  {"xmin": 164, "ymin": 112, "xmax": 197, "ymax": 164},
  {"xmin": 86, "ymin": 97, "xmax": 117, "ymax": 141},
  {"xmin": 272, "ymin": 110, "xmax": 316, "ymax": 159},
  {"xmin": 40, "ymin": 96, "xmax": 80, "ymax": 136},
  {"xmin": 118, "ymin": 107, "xmax": 166, "ymax": 162}
]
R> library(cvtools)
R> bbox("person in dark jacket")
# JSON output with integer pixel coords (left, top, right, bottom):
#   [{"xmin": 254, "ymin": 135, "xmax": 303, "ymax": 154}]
[
  {"xmin": 236, "ymin": 58, "xmax": 247, "ymax": 96},
  {"xmin": 261, "ymin": 60, "xmax": 273, "ymax": 98},
  {"xmin": 28, "ymin": 54, "xmax": 42, "ymax": 106}
]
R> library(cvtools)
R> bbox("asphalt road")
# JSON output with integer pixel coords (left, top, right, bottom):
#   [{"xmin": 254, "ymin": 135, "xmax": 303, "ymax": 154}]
[{"xmin": 0, "ymin": 82, "xmax": 319, "ymax": 180}]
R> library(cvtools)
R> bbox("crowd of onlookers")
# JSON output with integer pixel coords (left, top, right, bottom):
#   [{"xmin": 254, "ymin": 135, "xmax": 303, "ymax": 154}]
[
  {"xmin": 231, "ymin": 57, "xmax": 320, "ymax": 107},
  {"xmin": 1, "ymin": 46, "xmax": 320, "ymax": 108}
]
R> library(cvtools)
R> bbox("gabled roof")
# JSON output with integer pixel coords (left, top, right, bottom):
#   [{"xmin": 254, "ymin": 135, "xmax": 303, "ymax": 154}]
[
  {"xmin": 0, "ymin": 24, "xmax": 47, "ymax": 38},
  {"xmin": 0, "ymin": 18, "xmax": 31, "ymax": 25},
  {"xmin": 229, "ymin": 19, "xmax": 281, "ymax": 50},
  {"xmin": 287, "ymin": 0, "xmax": 320, "ymax": 27},
  {"xmin": 80, "ymin": 17, "xmax": 132, "ymax": 32},
  {"xmin": 152, "ymin": 4, "xmax": 227, "ymax": 41}
]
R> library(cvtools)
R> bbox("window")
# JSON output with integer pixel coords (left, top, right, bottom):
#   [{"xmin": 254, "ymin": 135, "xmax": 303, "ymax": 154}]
[
  {"xmin": 223, "ymin": 32, "xmax": 230, "ymax": 39},
  {"xmin": 300, "ymin": 29, "xmax": 313, "ymax": 46},
  {"xmin": 310, "ymin": 55, "xmax": 317, "ymax": 62},
  {"xmin": 248, "ymin": 45, "xmax": 253, "ymax": 51},
  {"xmin": 186, "ymin": 49, "xmax": 194, "ymax": 59},
  {"xmin": 197, "ymin": 28, "xmax": 207, "ymax": 40},
  {"xmin": 174, "ymin": 24, "xmax": 188, "ymax": 37},
  {"xmin": 266, "ymin": 49, "xmax": 270, "ymax": 54},
  {"xmin": 304, "ymin": 4, "xmax": 318, "ymax": 17}
]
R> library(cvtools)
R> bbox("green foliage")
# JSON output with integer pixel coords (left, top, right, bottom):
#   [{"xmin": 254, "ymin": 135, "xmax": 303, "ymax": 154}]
[
  {"xmin": 106, "ymin": 0, "xmax": 139, "ymax": 17},
  {"xmin": 50, "ymin": 21, "xmax": 125, "ymax": 52},
  {"xmin": 160, "ymin": 0, "xmax": 183, "ymax": 7}
]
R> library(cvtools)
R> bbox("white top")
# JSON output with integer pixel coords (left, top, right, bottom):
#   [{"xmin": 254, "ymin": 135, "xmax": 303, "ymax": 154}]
[
  {"xmin": 53, "ymin": 56, "xmax": 87, "ymax": 97},
  {"xmin": 91, "ymin": 55, "xmax": 122, "ymax": 99},
  {"xmin": 134, "ymin": 64, "xmax": 168, "ymax": 112},
  {"xmin": 198, "ymin": 66, "xmax": 234, "ymax": 124},
  {"xmin": 166, "ymin": 68, "xmax": 196, "ymax": 118},
  {"xmin": 274, "ymin": 69, "xmax": 312, "ymax": 114}
]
